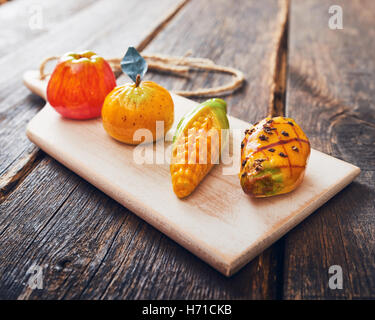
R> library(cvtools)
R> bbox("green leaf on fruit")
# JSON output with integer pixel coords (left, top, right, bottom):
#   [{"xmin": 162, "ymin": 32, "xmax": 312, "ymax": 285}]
[{"xmin": 121, "ymin": 47, "xmax": 148, "ymax": 83}]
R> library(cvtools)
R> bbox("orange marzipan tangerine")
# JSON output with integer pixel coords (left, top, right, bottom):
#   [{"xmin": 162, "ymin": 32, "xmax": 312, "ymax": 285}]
[{"xmin": 102, "ymin": 79, "xmax": 174, "ymax": 145}]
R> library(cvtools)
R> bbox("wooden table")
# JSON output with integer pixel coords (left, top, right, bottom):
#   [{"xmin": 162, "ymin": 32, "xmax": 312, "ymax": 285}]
[{"xmin": 0, "ymin": 0, "xmax": 374, "ymax": 299}]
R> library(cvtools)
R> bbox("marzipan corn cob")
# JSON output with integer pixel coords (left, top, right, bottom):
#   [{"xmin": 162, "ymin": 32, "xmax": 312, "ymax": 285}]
[
  {"xmin": 240, "ymin": 117, "xmax": 310, "ymax": 197},
  {"xmin": 170, "ymin": 99, "xmax": 229, "ymax": 198}
]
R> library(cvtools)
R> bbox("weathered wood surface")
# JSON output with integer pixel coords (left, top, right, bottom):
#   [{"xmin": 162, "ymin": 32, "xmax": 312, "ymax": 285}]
[
  {"xmin": 283, "ymin": 0, "xmax": 375, "ymax": 299},
  {"xmin": 24, "ymin": 71, "xmax": 360, "ymax": 278},
  {"xmin": 0, "ymin": 0, "xmax": 186, "ymax": 199},
  {"xmin": 0, "ymin": 0, "xmax": 286, "ymax": 299},
  {"xmin": 0, "ymin": 0, "xmax": 96, "ymax": 56},
  {"xmin": 3, "ymin": 0, "xmax": 372, "ymax": 300},
  {"xmin": 0, "ymin": 157, "xmax": 281, "ymax": 300},
  {"xmin": 140, "ymin": 0, "xmax": 285, "ymax": 120}
]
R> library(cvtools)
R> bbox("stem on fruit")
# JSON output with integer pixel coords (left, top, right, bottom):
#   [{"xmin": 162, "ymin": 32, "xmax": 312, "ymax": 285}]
[{"xmin": 135, "ymin": 74, "xmax": 141, "ymax": 87}]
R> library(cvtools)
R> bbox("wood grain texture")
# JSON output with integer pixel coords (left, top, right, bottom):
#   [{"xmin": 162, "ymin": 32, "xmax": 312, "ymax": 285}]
[
  {"xmin": 0, "ymin": 0, "xmax": 96, "ymax": 56},
  {"xmin": 269, "ymin": 0, "xmax": 289, "ymax": 117},
  {"xmin": 0, "ymin": 156, "xmax": 280, "ymax": 300},
  {"xmin": 24, "ymin": 72, "xmax": 360, "ymax": 276},
  {"xmin": 283, "ymin": 0, "xmax": 375, "ymax": 299},
  {"xmin": 4, "ymin": 71, "xmax": 359, "ymax": 300},
  {"xmin": 0, "ymin": 0, "xmax": 289, "ymax": 299},
  {"xmin": 139, "ymin": 0, "xmax": 284, "ymax": 121},
  {"xmin": 0, "ymin": 0, "xmax": 186, "ymax": 199},
  {"xmin": 120, "ymin": 0, "xmax": 289, "ymax": 298}
]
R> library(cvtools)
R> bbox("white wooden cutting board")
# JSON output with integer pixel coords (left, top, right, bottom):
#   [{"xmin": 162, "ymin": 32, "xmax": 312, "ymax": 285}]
[{"xmin": 23, "ymin": 70, "xmax": 360, "ymax": 276}]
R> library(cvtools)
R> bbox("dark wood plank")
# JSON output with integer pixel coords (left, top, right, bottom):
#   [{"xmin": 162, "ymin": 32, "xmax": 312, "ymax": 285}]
[
  {"xmin": 0, "ymin": 0, "xmax": 187, "ymax": 200},
  {"xmin": 0, "ymin": 0, "xmax": 287, "ymax": 299},
  {"xmin": 0, "ymin": 158, "xmax": 282, "ymax": 300},
  {"xmin": 284, "ymin": 0, "xmax": 375, "ymax": 299},
  {"xmin": 102, "ymin": 0, "xmax": 288, "ymax": 299},
  {"xmin": 76, "ymin": 0, "xmax": 287, "ymax": 299},
  {"xmin": 140, "ymin": 0, "xmax": 284, "ymax": 121},
  {"xmin": 0, "ymin": 0, "xmax": 96, "ymax": 56}
]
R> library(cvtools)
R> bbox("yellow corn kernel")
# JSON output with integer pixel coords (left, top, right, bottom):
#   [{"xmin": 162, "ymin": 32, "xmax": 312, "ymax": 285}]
[
  {"xmin": 170, "ymin": 114, "xmax": 222, "ymax": 198},
  {"xmin": 170, "ymin": 99, "xmax": 229, "ymax": 198}
]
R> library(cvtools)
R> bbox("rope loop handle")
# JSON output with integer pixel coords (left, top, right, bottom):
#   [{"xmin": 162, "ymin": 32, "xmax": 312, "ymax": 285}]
[{"xmin": 39, "ymin": 52, "xmax": 244, "ymax": 98}]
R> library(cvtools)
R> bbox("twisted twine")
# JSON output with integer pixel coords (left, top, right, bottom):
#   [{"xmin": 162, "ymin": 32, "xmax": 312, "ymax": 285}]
[{"xmin": 39, "ymin": 52, "xmax": 244, "ymax": 98}]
